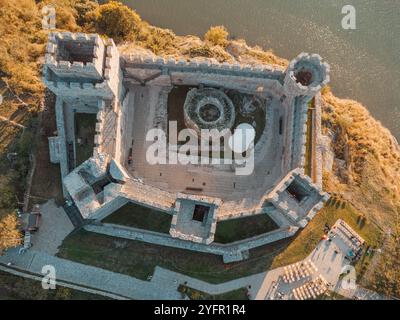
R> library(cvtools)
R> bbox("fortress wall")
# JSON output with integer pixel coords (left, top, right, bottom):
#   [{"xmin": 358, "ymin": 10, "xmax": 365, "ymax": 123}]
[
  {"xmin": 93, "ymin": 100, "xmax": 118, "ymax": 158},
  {"xmin": 169, "ymin": 71, "xmax": 283, "ymax": 97},
  {"xmin": 290, "ymin": 99, "xmax": 309, "ymax": 171},
  {"xmin": 93, "ymin": 100, "xmax": 105, "ymax": 157},
  {"xmin": 90, "ymin": 196, "xmax": 130, "ymax": 221},
  {"xmin": 124, "ymin": 54, "xmax": 285, "ymax": 78},
  {"xmin": 314, "ymin": 93, "xmax": 324, "ymax": 188},
  {"xmin": 85, "ymin": 223, "xmax": 298, "ymax": 263},
  {"xmin": 54, "ymin": 97, "xmax": 69, "ymax": 196},
  {"xmin": 264, "ymin": 169, "xmax": 329, "ymax": 227},
  {"xmin": 44, "ymin": 81, "xmax": 114, "ymax": 99},
  {"xmin": 117, "ymin": 92, "xmax": 135, "ymax": 165},
  {"xmin": 282, "ymin": 98, "xmax": 295, "ymax": 173},
  {"xmin": 46, "ymin": 32, "xmax": 105, "ymax": 80},
  {"xmin": 100, "ymin": 103, "xmax": 118, "ymax": 158},
  {"xmin": 104, "ymin": 38, "xmax": 123, "ymax": 99}
]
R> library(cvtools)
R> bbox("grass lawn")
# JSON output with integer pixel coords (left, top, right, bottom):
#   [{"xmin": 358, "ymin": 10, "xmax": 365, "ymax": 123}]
[
  {"xmin": 57, "ymin": 199, "xmax": 382, "ymax": 285},
  {"xmin": 214, "ymin": 214, "xmax": 279, "ymax": 244},
  {"xmin": 57, "ymin": 229, "xmax": 291, "ymax": 284},
  {"xmin": 271, "ymin": 197, "xmax": 382, "ymax": 269},
  {"xmin": 0, "ymin": 271, "xmax": 108, "ymax": 300},
  {"xmin": 178, "ymin": 285, "xmax": 249, "ymax": 300},
  {"xmin": 102, "ymin": 202, "xmax": 172, "ymax": 234},
  {"xmin": 74, "ymin": 113, "xmax": 96, "ymax": 166}
]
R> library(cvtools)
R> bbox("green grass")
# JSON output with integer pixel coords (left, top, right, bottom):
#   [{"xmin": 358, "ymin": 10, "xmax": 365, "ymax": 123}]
[
  {"xmin": 178, "ymin": 285, "xmax": 249, "ymax": 300},
  {"xmin": 102, "ymin": 202, "xmax": 172, "ymax": 234},
  {"xmin": 57, "ymin": 200, "xmax": 383, "ymax": 285},
  {"xmin": 214, "ymin": 214, "xmax": 279, "ymax": 244},
  {"xmin": 74, "ymin": 113, "xmax": 97, "ymax": 166},
  {"xmin": 0, "ymin": 271, "xmax": 108, "ymax": 300},
  {"xmin": 271, "ymin": 198, "xmax": 382, "ymax": 269},
  {"xmin": 57, "ymin": 229, "xmax": 291, "ymax": 284}
]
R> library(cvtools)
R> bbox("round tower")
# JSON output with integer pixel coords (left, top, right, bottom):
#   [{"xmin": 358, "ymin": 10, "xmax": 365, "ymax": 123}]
[{"xmin": 283, "ymin": 53, "xmax": 330, "ymax": 100}]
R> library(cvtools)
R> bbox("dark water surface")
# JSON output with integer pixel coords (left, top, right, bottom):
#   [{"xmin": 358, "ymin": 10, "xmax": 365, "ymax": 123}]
[{"xmin": 124, "ymin": 0, "xmax": 400, "ymax": 139}]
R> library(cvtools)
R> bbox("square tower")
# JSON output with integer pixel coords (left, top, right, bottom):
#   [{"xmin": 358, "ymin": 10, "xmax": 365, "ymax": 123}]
[{"xmin": 45, "ymin": 32, "xmax": 105, "ymax": 81}]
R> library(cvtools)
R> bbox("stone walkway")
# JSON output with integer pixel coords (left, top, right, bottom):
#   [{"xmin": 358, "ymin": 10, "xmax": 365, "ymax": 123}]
[
  {"xmin": 0, "ymin": 249, "xmax": 181, "ymax": 300},
  {"xmin": 31, "ymin": 200, "xmax": 74, "ymax": 255},
  {"xmin": 0, "ymin": 217, "xmax": 388, "ymax": 300},
  {"xmin": 0, "ymin": 246, "xmax": 272, "ymax": 300},
  {"xmin": 0, "ymin": 237, "xmax": 388, "ymax": 300},
  {"xmin": 0, "ymin": 264, "xmax": 128, "ymax": 300}
]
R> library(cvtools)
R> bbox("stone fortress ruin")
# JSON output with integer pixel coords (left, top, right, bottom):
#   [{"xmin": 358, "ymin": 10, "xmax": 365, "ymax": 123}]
[{"xmin": 44, "ymin": 32, "xmax": 330, "ymax": 262}]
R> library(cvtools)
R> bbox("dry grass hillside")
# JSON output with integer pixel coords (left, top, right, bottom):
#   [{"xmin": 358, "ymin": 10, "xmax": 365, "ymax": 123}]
[
  {"xmin": 0, "ymin": 0, "xmax": 398, "ymax": 297},
  {"xmin": 321, "ymin": 89, "xmax": 400, "ymax": 231}
]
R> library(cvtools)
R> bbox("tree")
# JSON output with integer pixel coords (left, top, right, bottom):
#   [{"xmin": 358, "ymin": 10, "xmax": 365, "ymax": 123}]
[
  {"xmin": 73, "ymin": 0, "xmax": 99, "ymax": 27},
  {"xmin": 204, "ymin": 25, "xmax": 229, "ymax": 47},
  {"xmin": 0, "ymin": 214, "xmax": 21, "ymax": 254},
  {"xmin": 93, "ymin": 1, "xmax": 142, "ymax": 43}
]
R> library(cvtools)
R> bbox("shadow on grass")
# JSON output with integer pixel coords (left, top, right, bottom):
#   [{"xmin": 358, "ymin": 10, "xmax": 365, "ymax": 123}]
[{"xmin": 57, "ymin": 229, "xmax": 292, "ymax": 284}]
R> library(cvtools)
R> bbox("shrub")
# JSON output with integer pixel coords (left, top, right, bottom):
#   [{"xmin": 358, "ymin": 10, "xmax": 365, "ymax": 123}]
[
  {"xmin": 93, "ymin": 1, "xmax": 142, "ymax": 43},
  {"xmin": 73, "ymin": 0, "xmax": 99, "ymax": 27},
  {"xmin": 204, "ymin": 25, "xmax": 229, "ymax": 47},
  {"xmin": 142, "ymin": 27, "xmax": 177, "ymax": 55}
]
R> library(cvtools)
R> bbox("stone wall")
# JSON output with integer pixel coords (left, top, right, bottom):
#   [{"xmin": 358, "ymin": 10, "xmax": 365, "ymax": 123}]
[
  {"xmin": 283, "ymin": 53, "xmax": 330, "ymax": 100},
  {"xmin": 265, "ymin": 168, "xmax": 329, "ymax": 228},
  {"xmin": 313, "ymin": 93, "xmax": 324, "ymax": 187},
  {"xmin": 290, "ymin": 98, "xmax": 309, "ymax": 170},
  {"xmin": 46, "ymin": 32, "xmax": 104, "ymax": 81},
  {"xmin": 85, "ymin": 223, "xmax": 298, "ymax": 263},
  {"xmin": 94, "ymin": 100, "xmax": 118, "ymax": 158}
]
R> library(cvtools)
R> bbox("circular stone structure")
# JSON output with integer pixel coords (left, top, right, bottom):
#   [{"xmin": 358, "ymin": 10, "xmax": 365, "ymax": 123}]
[
  {"xmin": 283, "ymin": 52, "xmax": 330, "ymax": 98},
  {"xmin": 184, "ymin": 88, "xmax": 235, "ymax": 134}
]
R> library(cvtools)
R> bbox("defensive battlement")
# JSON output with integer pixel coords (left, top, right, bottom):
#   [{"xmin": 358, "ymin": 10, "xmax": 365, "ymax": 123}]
[
  {"xmin": 123, "ymin": 53, "xmax": 285, "ymax": 77},
  {"xmin": 265, "ymin": 168, "xmax": 329, "ymax": 228},
  {"xmin": 284, "ymin": 53, "xmax": 330, "ymax": 99},
  {"xmin": 44, "ymin": 32, "xmax": 121, "ymax": 100},
  {"xmin": 45, "ymin": 32, "xmax": 105, "ymax": 81},
  {"xmin": 43, "ymin": 32, "xmax": 330, "ymax": 257}
]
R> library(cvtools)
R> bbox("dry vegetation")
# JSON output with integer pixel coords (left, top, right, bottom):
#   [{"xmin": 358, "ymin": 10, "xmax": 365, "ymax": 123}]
[
  {"xmin": 204, "ymin": 26, "xmax": 229, "ymax": 48},
  {"xmin": 320, "ymin": 88, "xmax": 400, "ymax": 297},
  {"xmin": 0, "ymin": 0, "xmax": 399, "ymax": 297},
  {"xmin": 0, "ymin": 0, "xmax": 96, "ymax": 250},
  {"xmin": 321, "ymin": 89, "xmax": 400, "ymax": 226}
]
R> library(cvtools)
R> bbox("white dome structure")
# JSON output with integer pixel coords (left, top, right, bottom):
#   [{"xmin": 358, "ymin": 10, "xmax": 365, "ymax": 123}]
[{"xmin": 229, "ymin": 123, "xmax": 255, "ymax": 153}]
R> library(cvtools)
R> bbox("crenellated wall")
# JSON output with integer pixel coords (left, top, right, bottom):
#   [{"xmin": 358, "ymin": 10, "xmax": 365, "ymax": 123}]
[
  {"xmin": 43, "ymin": 32, "xmax": 330, "ymax": 257},
  {"xmin": 283, "ymin": 52, "xmax": 330, "ymax": 101},
  {"xmin": 45, "ymin": 32, "xmax": 105, "ymax": 81}
]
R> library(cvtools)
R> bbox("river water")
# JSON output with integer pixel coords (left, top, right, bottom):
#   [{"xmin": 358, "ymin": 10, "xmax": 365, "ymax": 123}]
[{"xmin": 123, "ymin": 0, "xmax": 400, "ymax": 139}]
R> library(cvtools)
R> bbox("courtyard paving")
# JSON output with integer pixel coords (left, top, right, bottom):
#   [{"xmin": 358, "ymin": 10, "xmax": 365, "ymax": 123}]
[{"xmin": 125, "ymin": 86, "xmax": 287, "ymax": 217}]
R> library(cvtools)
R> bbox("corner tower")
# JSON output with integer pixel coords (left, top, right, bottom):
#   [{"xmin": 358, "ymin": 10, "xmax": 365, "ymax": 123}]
[
  {"xmin": 43, "ymin": 32, "xmax": 122, "ymax": 100},
  {"xmin": 283, "ymin": 53, "xmax": 330, "ymax": 102}
]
